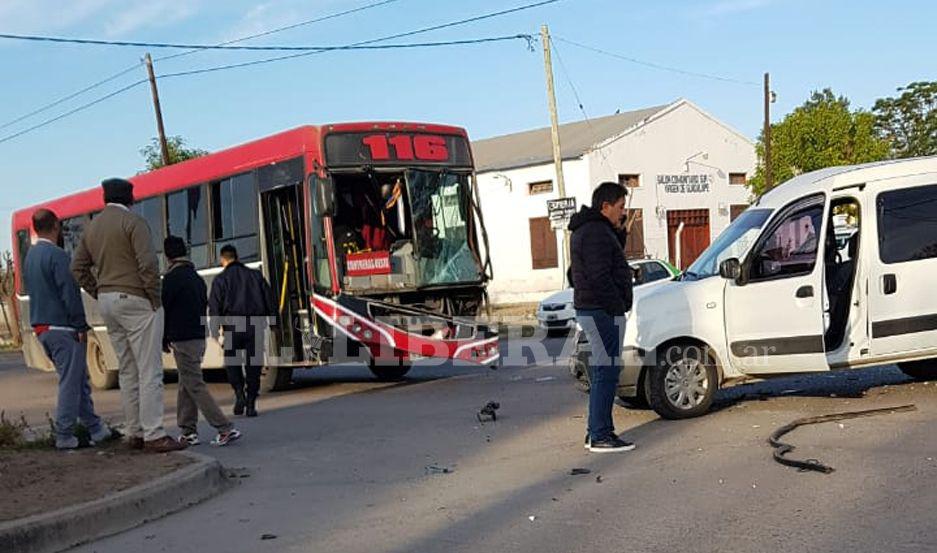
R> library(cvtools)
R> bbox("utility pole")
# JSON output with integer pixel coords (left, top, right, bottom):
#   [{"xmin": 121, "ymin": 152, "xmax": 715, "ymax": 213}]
[
  {"xmin": 144, "ymin": 53, "xmax": 171, "ymax": 167},
  {"xmin": 763, "ymin": 72, "xmax": 773, "ymax": 191},
  {"xmin": 541, "ymin": 24, "xmax": 570, "ymax": 289}
]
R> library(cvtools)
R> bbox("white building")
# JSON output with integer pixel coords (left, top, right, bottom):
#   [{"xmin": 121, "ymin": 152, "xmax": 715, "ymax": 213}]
[{"xmin": 472, "ymin": 99, "xmax": 756, "ymax": 305}]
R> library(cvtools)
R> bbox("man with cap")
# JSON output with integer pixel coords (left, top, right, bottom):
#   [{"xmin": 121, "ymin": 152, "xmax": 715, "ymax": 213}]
[
  {"xmin": 162, "ymin": 235, "xmax": 241, "ymax": 447},
  {"xmin": 71, "ymin": 178, "xmax": 185, "ymax": 453},
  {"xmin": 24, "ymin": 208, "xmax": 113, "ymax": 450}
]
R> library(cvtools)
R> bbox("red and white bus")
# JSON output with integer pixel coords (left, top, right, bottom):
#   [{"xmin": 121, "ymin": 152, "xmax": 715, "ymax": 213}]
[{"xmin": 11, "ymin": 122, "xmax": 499, "ymax": 390}]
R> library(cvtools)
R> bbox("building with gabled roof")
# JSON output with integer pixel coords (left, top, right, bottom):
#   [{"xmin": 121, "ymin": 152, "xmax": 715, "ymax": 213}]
[{"xmin": 472, "ymin": 98, "xmax": 756, "ymax": 305}]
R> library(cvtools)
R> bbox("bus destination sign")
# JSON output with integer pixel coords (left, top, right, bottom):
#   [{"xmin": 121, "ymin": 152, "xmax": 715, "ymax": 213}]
[{"xmin": 324, "ymin": 132, "xmax": 473, "ymax": 168}]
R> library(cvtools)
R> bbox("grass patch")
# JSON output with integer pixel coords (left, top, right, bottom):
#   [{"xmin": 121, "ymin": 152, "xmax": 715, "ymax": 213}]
[{"xmin": 0, "ymin": 411, "xmax": 56, "ymax": 450}]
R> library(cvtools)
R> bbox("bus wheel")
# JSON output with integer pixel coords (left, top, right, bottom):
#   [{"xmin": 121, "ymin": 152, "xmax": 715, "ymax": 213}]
[
  {"xmin": 87, "ymin": 337, "xmax": 118, "ymax": 390},
  {"xmin": 260, "ymin": 367, "xmax": 293, "ymax": 393},
  {"xmin": 647, "ymin": 343, "xmax": 717, "ymax": 420},
  {"xmin": 368, "ymin": 359, "xmax": 412, "ymax": 381},
  {"xmin": 898, "ymin": 360, "xmax": 937, "ymax": 381}
]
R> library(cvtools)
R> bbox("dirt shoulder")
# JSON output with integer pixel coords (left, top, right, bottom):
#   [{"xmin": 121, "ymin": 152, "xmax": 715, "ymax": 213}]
[{"xmin": 0, "ymin": 444, "xmax": 192, "ymax": 522}]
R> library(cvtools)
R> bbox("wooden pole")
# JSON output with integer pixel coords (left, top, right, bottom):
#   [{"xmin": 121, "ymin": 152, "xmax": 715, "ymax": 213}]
[
  {"xmin": 541, "ymin": 25, "xmax": 570, "ymax": 288},
  {"xmin": 144, "ymin": 53, "xmax": 171, "ymax": 167}
]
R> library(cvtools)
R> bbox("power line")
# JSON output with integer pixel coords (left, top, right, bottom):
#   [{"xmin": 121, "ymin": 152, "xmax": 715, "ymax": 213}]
[
  {"xmin": 0, "ymin": 0, "xmax": 402, "ymax": 131},
  {"xmin": 156, "ymin": 0, "xmax": 401, "ymax": 62},
  {"xmin": 0, "ymin": 0, "xmax": 560, "ymax": 145},
  {"xmin": 159, "ymin": 36, "xmax": 534, "ymax": 80},
  {"xmin": 0, "ymin": 35, "xmax": 535, "ymax": 146},
  {"xmin": 0, "ymin": 63, "xmax": 140, "ymax": 131},
  {"xmin": 549, "ymin": 36, "xmax": 613, "ymax": 172},
  {"xmin": 0, "ymin": 79, "xmax": 148, "ymax": 146},
  {"xmin": 554, "ymin": 36, "xmax": 759, "ymax": 87},
  {"xmin": 0, "ymin": 0, "xmax": 558, "ymax": 53},
  {"xmin": 153, "ymin": 0, "xmax": 556, "ymax": 85},
  {"xmin": 0, "ymin": 32, "xmax": 533, "ymax": 52}
]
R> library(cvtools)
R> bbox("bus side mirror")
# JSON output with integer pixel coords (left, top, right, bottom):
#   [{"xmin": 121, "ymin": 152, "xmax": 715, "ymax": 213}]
[
  {"xmin": 313, "ymin": 176, "xmax": 336, "ymax": 217},
  {"xmin": 719, "ymin": 258, "xmax": 741, "ymax": 281}
]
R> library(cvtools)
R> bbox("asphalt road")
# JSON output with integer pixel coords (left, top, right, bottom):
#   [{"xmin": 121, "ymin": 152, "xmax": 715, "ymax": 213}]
[{"xmin": 2, "ymin": 334, "xmax": 936, "ymax": 553}]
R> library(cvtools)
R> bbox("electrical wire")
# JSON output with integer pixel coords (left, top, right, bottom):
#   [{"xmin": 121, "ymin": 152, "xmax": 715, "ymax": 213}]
[
  {"xmin": 0, "ymin": 0, "xmax": 559, "ymax": 145},
  {"xmin": 0, "ymin": 35, "xmax": 533, "ymax": 146},
  {"xmin": 554, "ymin": 36, "xmax": 759, "ymax": 87},
  {"xmin": 549, "ymin": 36, "xmax": 614, "ymax": 171},
  {"xmin": 0, "ymin": 0, "xmax": 402, "ymax": 131},
  {"xmin": 158, "ymin": 35, "xmax": 533, "ymax": 80},
  {"xmin": 156, "ymin": 0, "xmax": 401, "ymax": 62}
]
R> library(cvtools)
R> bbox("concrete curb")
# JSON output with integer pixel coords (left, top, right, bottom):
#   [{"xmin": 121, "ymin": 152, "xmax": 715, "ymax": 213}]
[{"xmin": 0, "ymin": 450, "xmax": 228, "ymax": 553}]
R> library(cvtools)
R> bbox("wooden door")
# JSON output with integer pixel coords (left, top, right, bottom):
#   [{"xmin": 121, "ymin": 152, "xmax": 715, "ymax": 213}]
[{"xmin": 667, "ymin": 209, "xmax": 711, "ymax": 270}]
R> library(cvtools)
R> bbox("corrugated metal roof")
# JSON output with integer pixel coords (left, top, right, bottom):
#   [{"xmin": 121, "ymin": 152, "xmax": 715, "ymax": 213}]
[{"xmin": 472, "ymin": 103, "xmax": 670, "ymax": 172}]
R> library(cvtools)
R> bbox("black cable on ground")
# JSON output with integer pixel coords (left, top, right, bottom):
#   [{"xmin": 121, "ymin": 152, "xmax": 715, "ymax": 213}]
[{"xmin": 768, "ymin": 404, "xmax": 917, "ymax": 474}]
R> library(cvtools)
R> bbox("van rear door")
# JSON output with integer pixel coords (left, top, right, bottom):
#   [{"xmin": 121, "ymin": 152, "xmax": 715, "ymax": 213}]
[{"xmin": 869, "ymin": 176, "xmax": 937, "ymax": 359}]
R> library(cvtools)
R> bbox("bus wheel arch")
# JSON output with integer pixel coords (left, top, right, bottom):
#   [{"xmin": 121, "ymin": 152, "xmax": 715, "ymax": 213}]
[{"xmin": 86, "ymin": 334, "xmax": 118, "ymax": 390}]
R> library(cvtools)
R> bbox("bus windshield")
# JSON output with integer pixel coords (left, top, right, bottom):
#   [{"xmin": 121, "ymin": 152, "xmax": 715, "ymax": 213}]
[
  {"xmin": 682, "ymin": 208, "xmax": 773, "ymax": 280},
  {"xmin": 407, "ymin": 170, "xmax": 482, "ymax": 286}
]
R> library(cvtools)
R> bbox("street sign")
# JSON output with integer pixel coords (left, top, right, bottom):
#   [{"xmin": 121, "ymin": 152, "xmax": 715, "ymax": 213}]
[{"xmin": 547, "ymin": 197, "xmax": 577, "ymax": 229}]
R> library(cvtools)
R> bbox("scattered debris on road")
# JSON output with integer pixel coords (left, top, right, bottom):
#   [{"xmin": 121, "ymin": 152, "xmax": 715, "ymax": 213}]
[
  {"xmin": 768, "ymin": 404, "xmax": 917, "ymax": 474},
  {"xmin": 569, "ymin": 468, "xmax": 591, "ymax": 475},
  {"xmin": 261, "ymin": 534, "xmax": 278, "ymax": 540},
  {"xmin": 535, "ymin": 376, "xmax": 556, "ymax": 382},
  {"xmin": 477, "ymin": 401, "xmax": 500, "ymax": 422},
  {"xmin": 595, "ymin": 475, "xmax": 603, "ymax": 483},
  {"xmin": 528, "ymin": 515, "xmax": 537, "ymax": 522},
  {"xmin": 425, "ymin": 464, "xmax": 454, "ymax": 475}
]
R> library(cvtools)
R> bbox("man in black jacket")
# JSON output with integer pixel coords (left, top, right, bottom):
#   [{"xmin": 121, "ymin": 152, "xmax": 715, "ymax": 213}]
[
  {"xmin": 162, "ymin": 237, "xmax": 240, "ymax": 446},
  {"xmin": 208, "ymin": 245, "xmax": 277, "ymax": 417},
  {"xmin": 569, "ymin": 182, "xmax": 635, "ymax": 453}
]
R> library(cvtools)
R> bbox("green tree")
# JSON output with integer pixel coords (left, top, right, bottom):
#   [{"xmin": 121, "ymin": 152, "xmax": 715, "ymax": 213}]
[
  {"xmin": 140, "ymin": 135, "xmax": 208, "ymax": 171},
  {"xmin": 749, "ymin": 89, "xmax": 891, "ymax": 196},
  {"xmin": 873, "ymin": 81, "xmax": 937, "ymax": 159}
]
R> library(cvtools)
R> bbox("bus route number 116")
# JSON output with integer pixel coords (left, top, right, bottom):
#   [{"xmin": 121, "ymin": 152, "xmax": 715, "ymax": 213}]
[{"xmin": 361, "ymin": 134, "xmax": 449, "ymax": 162}]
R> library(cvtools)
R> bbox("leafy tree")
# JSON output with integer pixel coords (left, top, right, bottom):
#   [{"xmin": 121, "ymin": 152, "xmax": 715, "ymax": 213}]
[
  {"xmin": 749, "ymin": 89, "xmax": 890, "ymax": 196},
  {"xmin": 873, "ymin": 81, "xmax": 937, "ymax": 159},
  {"xmin": 140, "ymin": 135, "xmax": 208, "ymax": 171}
]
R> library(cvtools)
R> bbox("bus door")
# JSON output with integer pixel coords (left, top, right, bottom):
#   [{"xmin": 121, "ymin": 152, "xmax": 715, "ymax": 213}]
[{"xmin": 260, "ymin": 181, "xmax": 312, "ymax": 363}]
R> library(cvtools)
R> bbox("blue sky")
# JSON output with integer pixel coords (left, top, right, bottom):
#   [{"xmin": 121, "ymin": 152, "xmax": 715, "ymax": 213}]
[{"xmin": 0, "ymin": 0, "xmax": 934, "ymax": 249}]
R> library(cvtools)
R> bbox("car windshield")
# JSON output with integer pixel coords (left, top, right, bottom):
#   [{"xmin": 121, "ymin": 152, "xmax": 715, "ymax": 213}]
[{"xmin": 683, "ymin": 208, "xmax": 773, "ymax": 280}]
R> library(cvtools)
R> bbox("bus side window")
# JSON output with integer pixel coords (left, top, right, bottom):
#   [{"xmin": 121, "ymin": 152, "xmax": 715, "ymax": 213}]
[
  {"xmin": 211, "ymin": 173, "xmax": 260, "ymax": 263},
  {"xmin": 61, "ymin": 215, "xmax": 90, "ymax": 258},
  {"xmin": 166, "ymin": 185, "xmax": 209, "ymax": 269},
  {"xmin": 15, "ymin": 229, "xmax": 30, "ymax": 294},
  {"xmin": 132, "ymin": 196, "xmax": 166, "ymax": 268}
]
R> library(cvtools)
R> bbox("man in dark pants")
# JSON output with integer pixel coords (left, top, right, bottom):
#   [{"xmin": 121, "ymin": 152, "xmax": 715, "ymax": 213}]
[
  {"xmin": 569, "ymin": 182, "xmax": 635, "ymax": 453},
  {"xmin": 24, "ymin": 209, "xmax": 112, "ymax": 450},
  {"xmin": 162, "ymin": 236, "xmax": 241, "ymax": 446},
  {"xmin": 208, "ymin": 245, "xmax": 276, "ymax": 417}
]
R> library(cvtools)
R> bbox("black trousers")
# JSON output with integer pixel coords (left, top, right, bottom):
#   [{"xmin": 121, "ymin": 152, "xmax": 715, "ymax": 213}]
[{"xmin": 224, "ymin": 329, "xmax": 264, "ymax": 400}]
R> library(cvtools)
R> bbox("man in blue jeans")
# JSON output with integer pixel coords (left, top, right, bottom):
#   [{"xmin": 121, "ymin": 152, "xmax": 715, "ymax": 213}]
[
  {"xmin": 24, "ymin": 209, "xmax": 112, "ymax": 450},
  {"xmin": 568, "ymin": 182, "xmax": 635, "ymax": 453}
]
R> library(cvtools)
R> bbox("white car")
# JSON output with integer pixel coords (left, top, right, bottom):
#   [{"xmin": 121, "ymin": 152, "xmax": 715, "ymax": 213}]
[
  {"xmin": 537, "ymin": 258, "xmax": 680, "ymax": 333},
  {"xmin": 575, "ymin": 157, "xmax": 937, "ymax": 420}
]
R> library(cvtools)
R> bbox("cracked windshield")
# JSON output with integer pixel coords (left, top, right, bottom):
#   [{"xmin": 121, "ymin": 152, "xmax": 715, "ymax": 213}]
[{"xmin": 406, "ymin": 170, "xmax": 481, "ymax": 286}]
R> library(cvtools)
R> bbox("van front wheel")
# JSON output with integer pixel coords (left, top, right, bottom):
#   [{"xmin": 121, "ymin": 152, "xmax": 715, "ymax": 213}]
[
  {"xmin": 647, "ymin": 343, "xmax": 717, "ymax": 420},
  {"xmin": 898, "ymin": 360, "xmax": 937, "ymax": 381}
]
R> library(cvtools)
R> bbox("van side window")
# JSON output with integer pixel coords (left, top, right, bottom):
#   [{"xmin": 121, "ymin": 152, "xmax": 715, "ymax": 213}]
[
  {"xmin": 749, "ymin": 204, "xmax": 824, "ymax": 281},
  {"xmin": 878, "ymin": 184, "xmax": 937, "ymax": 264}
]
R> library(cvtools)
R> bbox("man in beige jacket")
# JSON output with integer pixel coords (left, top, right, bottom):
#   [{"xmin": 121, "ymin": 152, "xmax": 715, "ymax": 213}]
[{"xmin": 72, "ymin": 178, "xmax": 184, "ymax": 453}]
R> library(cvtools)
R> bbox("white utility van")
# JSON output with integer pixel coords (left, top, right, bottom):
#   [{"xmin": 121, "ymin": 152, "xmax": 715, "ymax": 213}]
[{"xmin": 579, "ymin": 157, "xmax": 937, "ymax": 419}]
